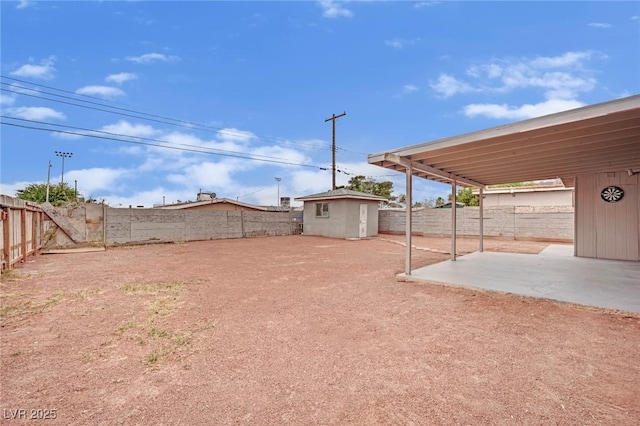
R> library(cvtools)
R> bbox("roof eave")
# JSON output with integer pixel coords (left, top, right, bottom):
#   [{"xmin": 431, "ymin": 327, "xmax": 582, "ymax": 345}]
[
  {"xmin": 371, "ymin": 95, "xmax": 640, "ymax": 159},
  {"xmin": 369, "ymin": 153, "xmax": 485, "ymax": 188}
]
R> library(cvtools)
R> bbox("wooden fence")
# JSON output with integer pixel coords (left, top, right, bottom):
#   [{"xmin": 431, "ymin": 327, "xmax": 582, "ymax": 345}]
[{"xmin": 1, "ymin": 195, "xmax": 46, "ymax": 271}]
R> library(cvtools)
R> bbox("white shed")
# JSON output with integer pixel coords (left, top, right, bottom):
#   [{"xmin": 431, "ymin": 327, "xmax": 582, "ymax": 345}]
[{"xmin": 295, "ymin": 189, "xmax": 386, "ymax": 239}]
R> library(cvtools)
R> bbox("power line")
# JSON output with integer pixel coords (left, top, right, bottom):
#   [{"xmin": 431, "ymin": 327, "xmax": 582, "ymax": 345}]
[
  {"xmin": 1, "ymin": 75, "xmax": 331, "ymax": 151},
  {"xmin": 336, "ymin": 145, "xmax": 369, "ymax": 156},
  {"xmin": 3, "ymin": 76, "xmax": 375, "ymax": 163},
  {"xmin": 236, "ymin": 186, "xmax": 271, "ymax": 201},
  {"xmin": 1, "ymin": 115, "xmax": 307, "ymax": 164},
  {"xmin": 1, "ymin": 118, "xmax": 322, "ymax": 169},
  {"xmin": 2, "ymin": 75, "xmax": 126, "ymax": 103},
  {"xmin": 1, "ymin": 76, "xmax": 279, "ymax": 141}
]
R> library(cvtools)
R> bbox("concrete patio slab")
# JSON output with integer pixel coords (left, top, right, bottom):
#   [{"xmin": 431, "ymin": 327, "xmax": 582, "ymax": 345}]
[{"xmin": 399, "ymin": 245, "xmax": 640, "ymax": 313}]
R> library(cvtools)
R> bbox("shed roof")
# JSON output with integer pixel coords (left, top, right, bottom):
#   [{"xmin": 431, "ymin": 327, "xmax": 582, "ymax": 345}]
[
  {"xmin": 295, "ymin": 188, "xmax": 387, "ymax": 202},
  {"xmin": 368, "ymin": 95, "xmax": 640, "ymax": 188}
]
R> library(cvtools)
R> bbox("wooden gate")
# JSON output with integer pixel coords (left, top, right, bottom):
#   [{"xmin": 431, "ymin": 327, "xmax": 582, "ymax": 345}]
[{"xmin": 1, "ymin": 195, "xmax": 46, "ymax": 271}]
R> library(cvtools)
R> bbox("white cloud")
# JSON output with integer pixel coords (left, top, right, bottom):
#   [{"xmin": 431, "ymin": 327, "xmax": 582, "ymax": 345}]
[
  {"xmin": 0, "ymin": 180, "xmax": 38, "ymax": 197},
  {"xmin": 290, "ymin": 169, "xmax": 332, "ymax": 196},
  {"xmin": 250, "ymin": 145, "xmax": 311, "ymax": 167},
  {"xmin": 289, "ymin": 161, "xmax": 389, "ymax": 199},
  {"xmin": 216, "ymin": 128, "xmax": 256, "ymax": 143},
  {"xmin": 56, "ymin": 120, "xmax": 346, "ymax": 207},
  {"xmin": 101, "ymin": 120, "xmax": 157, "ymax": 138},
  {"xmin": 467, "ymin": 63, "xmax": 502, "ymax": 79},
  {"xmin": 50, "ymin": 119, "xmax": 156, "ymax": 142},
  {"xmin": 166, "ymin": 160, "xmax": 245, "ymax": 189},
  {"xmin": 403, "ymin": 84, "xmax": 419, "ymax": 93},
  {"xmin": 94, "ymin": 187, "xmax": 189, "ymax": 208},
  {"xmin": 588, "ymin": 22, "xmax": 611, "ymax": 29},
  {"xmin": 281, "ymin": 138, "xmax": 327, "ymax": 150},
  {"xmin": 0, "ymin": 94, "xmax": 16, "ymax": 105},
  {"xmin": 162, "ymin": 132, "xmax": 230, "ymax": 156},
  {"xmin": 385, "ymin": 40, "xmax": 404, "ymax": 49},
  {"xmin": 414, "ymin": 1, "xmax": 441, "ymax": 8},
  {"xmin": 65, "ymin": 167, "xmax": 133, "ymax": 195},
  {"xmin": 123, "ymin": 129, "xmax": 246, "ymax": 168},
  {"xmin": 3, "ymin": 82, "xmax": 37, "ymax": 96},
  {"xmin": 0, "ymin": 108, "xmax": 367, "ymax": 208},
  {"xmin": 136, "ymin": 155, "xmax": 165, "ymax": 171},
  {"xmin": 240, "ymin": 183, "xmax": 282, "ymax": 207},
  {"xmin": 385, "ymin": 38, "xmax": 420, "ymax": 49},
  {"xmin": 318, "ymin": 1, "xmax": 353, "ymax": 18},
  {"xmin": 75, "ymin": 85, "xmax": 125, "ymax": 99},
  {"xmin": 16, "ymin": 0, "xmax": 31, "ymax": 9},
  {"xmin": 105, "ymin": 72, "xmax": 138, "ymax": 84},
  {"xmin": 432, "ymin": 51, "xmax": 598, "ymax": 107},
  {"xmin": 430, "ymin": 74, "xmax": 475, "ymax": 97},
  {"xmin": 125, "ymin": 52, "xmax": 180, "ymax": 63},
  {"xmin": 530, "ymin": 72, "xmax": 595, "ymax": 99},
  {"xmin": 10, "ymin": 56, "xmax": 56, "ymax": 80},
  {"xmin": 51, "ymin": 131, "xmax": 84, "ymax": 140},
  {"xmin": 463, "ymin": 98, "xmax": 585, "ymax": 120},
  {"xmin": 529, "ymin": 51, "xmax": 592, "ymax": 69},
  {"xmin": 335, "ymin": 161, "xmax": 396, "ymax": 182},
  {"xmin": 6, "ymin": 106, "xmax": 66, "ymax": 120},
  {"xmin": 393, "ymin": 84, "xmax": 420, "ymax": 99}
]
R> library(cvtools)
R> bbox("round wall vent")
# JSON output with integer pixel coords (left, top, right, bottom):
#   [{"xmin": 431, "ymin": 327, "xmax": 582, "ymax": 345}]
[{"xmin": 600, "ymin": 186, "xmax": 624, "ymax": 203}]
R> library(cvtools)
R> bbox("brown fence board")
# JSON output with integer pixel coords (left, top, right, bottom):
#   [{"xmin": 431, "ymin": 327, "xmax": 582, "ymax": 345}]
[{"xmin": 0, "ymin": 195, "xmax": 44, "ymax": 270}]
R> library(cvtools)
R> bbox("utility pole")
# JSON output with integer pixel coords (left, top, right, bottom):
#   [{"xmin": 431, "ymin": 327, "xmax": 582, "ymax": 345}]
[
  {"xmin": 45, "ymin": 160, "xmax": 52, "ymax": 203},
  {"xmin": 324, "ymin": 111, "xmax": 346, "ymax": 190},
  {"xmin": 55, "ymin": 151, "xmax": 73, "ymax": 185}
]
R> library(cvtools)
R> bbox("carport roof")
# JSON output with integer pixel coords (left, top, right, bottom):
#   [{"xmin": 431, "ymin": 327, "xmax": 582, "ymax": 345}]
[{"xmin": 368, "ymin": 95, "xmax": 640, "ymax": 188}]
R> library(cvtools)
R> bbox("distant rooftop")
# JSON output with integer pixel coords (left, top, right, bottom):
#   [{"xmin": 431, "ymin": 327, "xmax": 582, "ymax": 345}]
[
  {"xmin": 295, "ymin": 188, "xmax": 388, "ymax": 202},
  {"xmin": 157, "ymin": 197, "xmax": 270, "ymax": 211}
]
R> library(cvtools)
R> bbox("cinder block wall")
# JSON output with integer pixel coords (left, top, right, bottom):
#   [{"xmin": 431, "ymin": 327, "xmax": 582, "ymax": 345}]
[
  {"xmin": 513, "ymin": 206, "xmax": 574, "ymax": 241},
  {"xmin": 379, "ymin": 206, "xmax": 574, "ymax": 242},
  {"xmin": 241, "ymin": 211, "xmax": 292, "ymax": 238},
  {"xmin": 105, "ymin": 207, "xmax": 294, "ymax": 245},
  {"xmin": 378, "ymin": 209, "xmax": 424, "ymax": 235},
  {"xmin": 43, "ymin": 203, "xmax": 574, "ymax": 246}
]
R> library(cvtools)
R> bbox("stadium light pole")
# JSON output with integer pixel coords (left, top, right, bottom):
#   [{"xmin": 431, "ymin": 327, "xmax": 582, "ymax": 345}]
[
  {"xmin": 275, "ymin": 177, "xmax": 282, "ymax": 206},
  {"xmin": 55, "ymin": 151, "xmax": 73, "ymax": 185}
]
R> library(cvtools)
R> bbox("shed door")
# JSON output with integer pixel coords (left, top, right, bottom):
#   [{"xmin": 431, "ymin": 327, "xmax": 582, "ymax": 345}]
[
  {"xmin": 595, "ymin": 183, "xmax": 639, "ymax": 261},
  {"xmin": 359, "ymin": 204, "xmax": 367, "ymax": 238}
]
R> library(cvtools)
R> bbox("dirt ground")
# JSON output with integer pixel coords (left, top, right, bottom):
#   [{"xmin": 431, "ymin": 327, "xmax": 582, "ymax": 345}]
[{"xmin": 1, "ymin": 235, "xmax": 638, "ymax": 425}]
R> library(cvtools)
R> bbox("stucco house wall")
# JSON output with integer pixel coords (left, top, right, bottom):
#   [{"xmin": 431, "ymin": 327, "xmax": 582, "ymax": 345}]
[
  {"xmin": 302, "ymin": 199, "xmax": 348, "ymax": 239},
  {"xmin": 296, "ymin": 189, "xmax": 385, "ymax": 239},
  {"xmin": 482, "ymin": 189, "xmax": 573, "ymax": 207}
]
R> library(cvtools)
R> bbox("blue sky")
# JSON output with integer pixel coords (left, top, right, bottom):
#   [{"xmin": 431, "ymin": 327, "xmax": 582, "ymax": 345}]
[{"xmin": 1, "ymin": 1, "xmax": 639, "ymax": 207}]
